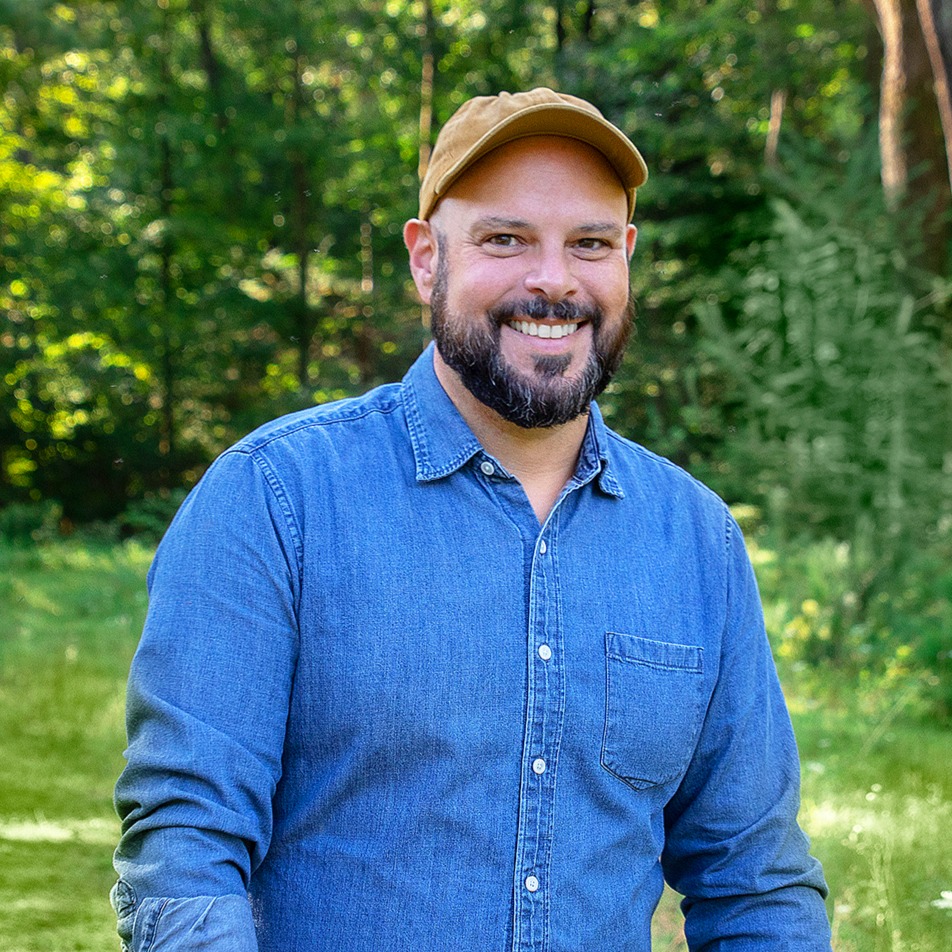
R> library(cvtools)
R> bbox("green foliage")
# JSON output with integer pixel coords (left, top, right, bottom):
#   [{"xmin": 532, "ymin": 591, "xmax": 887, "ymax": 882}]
[
  {"xmin": 1, "ymin": 1, "xmax": 945, "ymax": 724},
  {"xmin": 1, "ymin": 0, "xmax": 891, "ymax": 523},
  {"xmin": 116, "ymin": 489, "xmax": 188, "ymax": 542},
  {"xmin": 573, "ymin": 0, "xmax": 874, "ymax": 459},
  {"xmin": 0, "ymin": 500, "xmax": 62, "ymax": 543},
  {"xmin": 1, "ymin": 5, "xmax": 949, "ymax": 943},
  {"xmin": 3, "ymin": 332, "xmax": 163, "ymax": 520},
  {"xmin": 695, "ymin": 153, "xmax": 951, "ymax": 554},
  {"xmin": 749, "ymin": 528, "xmax": 952, "ymax": 724}
]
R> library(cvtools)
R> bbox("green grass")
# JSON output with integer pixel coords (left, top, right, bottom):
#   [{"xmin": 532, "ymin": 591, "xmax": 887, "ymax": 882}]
[
  {"xmin": 794, "ymin": 697, "xmax": 952, "ymax": 951},
  {"xmin": 0, "ymin": 540, "xmax": 150, "ymax": 952},
  {"xmin": 1, "ymin": 538, "xmax": 950, "ymax": 950}
]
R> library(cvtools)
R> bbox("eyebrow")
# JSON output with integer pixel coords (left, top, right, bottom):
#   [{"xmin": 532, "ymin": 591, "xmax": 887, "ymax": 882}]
[
  {"xmin": 576, "ymin": 221, "xmax": 626, "ymax": 237},
  {"xmin": 471, "ymin": 216, "xmax": 625, "ymax": 238},
  {"xmin": 471, "ymin": 216, "xmax": 533, "ymax": 232}
]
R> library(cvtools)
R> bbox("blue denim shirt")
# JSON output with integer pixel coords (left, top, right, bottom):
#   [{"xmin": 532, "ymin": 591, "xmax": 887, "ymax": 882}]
[{"xmin": 113, "ymin": 344, "xmax": 830, "ymax": 951}]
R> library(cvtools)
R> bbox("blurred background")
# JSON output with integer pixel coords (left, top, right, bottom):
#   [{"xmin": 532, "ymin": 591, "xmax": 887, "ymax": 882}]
[{"xmin": 1, "ymin": 1, "xmax": 950, "ymax": 950}]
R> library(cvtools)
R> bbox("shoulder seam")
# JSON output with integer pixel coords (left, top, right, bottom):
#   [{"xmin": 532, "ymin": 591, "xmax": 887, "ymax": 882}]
[{"xmin": 231, "ymin": 391, "xmax": 404, "ymax": 455}]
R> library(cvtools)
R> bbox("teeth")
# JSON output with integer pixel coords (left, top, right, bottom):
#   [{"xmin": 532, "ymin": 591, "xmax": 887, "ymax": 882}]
[{"xmin": 510, "ymin": 321, "xmax": 579, "ymax": 340}]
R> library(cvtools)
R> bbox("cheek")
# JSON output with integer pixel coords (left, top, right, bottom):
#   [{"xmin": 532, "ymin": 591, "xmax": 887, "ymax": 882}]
[
  {"xmin": 456, "ymin": 256, "xmax": 527, "ymax": 297},
  {"xmin": 598, "ymin": 265, "xmax": 632, "ymax": 311}
]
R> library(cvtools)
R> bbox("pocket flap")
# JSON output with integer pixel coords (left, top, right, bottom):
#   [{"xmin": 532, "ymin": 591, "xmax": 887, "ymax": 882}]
[{"xmin": 606, "ymin": 632, "xmax": 703, "ymax": 673}]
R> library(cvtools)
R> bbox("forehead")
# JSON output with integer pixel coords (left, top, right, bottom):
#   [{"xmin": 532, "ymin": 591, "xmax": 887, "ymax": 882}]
[{"xmin": 434, "ymin": 135, "xmax": 628, "ymax": 224}]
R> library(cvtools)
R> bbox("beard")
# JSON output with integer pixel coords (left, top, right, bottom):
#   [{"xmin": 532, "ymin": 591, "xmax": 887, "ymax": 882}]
[{"xmin": 429, "ymin": 255, "xmax": 633, "ymax": 429}]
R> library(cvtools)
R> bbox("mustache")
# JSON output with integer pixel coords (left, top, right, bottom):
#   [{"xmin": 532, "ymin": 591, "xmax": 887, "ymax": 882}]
[{"xmin": 487, "ymin": 297, "xmax": 603, "ymax": 328}]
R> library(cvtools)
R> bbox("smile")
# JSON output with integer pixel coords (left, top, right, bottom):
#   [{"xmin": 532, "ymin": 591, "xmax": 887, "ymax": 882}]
[{"xmin": 508, "ymin": 320, "xmax": 581, "ymax": 340}]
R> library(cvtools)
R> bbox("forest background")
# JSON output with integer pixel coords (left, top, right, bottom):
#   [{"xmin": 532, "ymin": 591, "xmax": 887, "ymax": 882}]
[
  {"xmin": 1, "ymin": 0, "xmax": 951, "ymax": 948},
  {"xmin": 5, "ymin": 0, "xmax": 951, "ymax": 717}
]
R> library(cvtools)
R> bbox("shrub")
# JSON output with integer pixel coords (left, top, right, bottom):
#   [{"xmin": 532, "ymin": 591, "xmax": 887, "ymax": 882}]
[
  {"xmin": 117, "ymin": 490, "xmax": 188, "ymax": 543},
  {"xmin": 0, "ymin": 501, "xmax": 63, "ymax": 544},
  {"xmin": 751, "ymin": 528, "xmax": 952, "ymax": 723},
  {"xmin": 694, "ymin": 143, "xmax": 951, "ymax": 562}
]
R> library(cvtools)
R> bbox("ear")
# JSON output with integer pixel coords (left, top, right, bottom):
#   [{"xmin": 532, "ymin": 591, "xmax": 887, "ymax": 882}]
[
  {"xmin": 625, "ymin": 224, "xmax": 638, "ymax": 261},
  {"xmin": 403, "ymin": 218, "xmax": 438, "ymax": 304}
]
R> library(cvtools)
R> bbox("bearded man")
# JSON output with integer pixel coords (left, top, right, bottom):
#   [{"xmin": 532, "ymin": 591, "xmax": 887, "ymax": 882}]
[{"xmin": 112, "ymin": 88, "xmax": 832, "ymax": 952}]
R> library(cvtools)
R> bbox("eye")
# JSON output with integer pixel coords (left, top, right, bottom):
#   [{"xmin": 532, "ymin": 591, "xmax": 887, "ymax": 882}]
[
  {"xmin": 484, "ymin": 234, "xmax": 521, "ymax": 248},
  {"xmin": 574, "ymin": 237, "xmax": 611, "ymax": 253},
  {"xmin": 479, "ymin": 233, "xmax": 526, "ymax": 256}
]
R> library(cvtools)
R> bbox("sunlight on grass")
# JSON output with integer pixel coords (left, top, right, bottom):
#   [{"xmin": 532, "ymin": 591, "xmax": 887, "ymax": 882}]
[
  {"xmin": 794, "ymin": 702, "xmax": 952, "ymax": 952},
  {"xmin": 0, "ymin": 817, "xmax": 118, "ymax": 845}
]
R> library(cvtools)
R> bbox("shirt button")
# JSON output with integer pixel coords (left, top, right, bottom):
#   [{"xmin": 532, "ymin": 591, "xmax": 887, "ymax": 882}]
[
  {"xmin": 538, "ymin": 644, "xmax": 552, "ymax": 661},
  {"xmin": 525, "ymin": 875, "xmax": 539, "ymax": 893},
  {"xmin": 539, "ymin": 539, "xmax": 547, "ymax": 554},
  {"xmin": 480, "ymin": 460, "xmax": 495, "ymax": 476},
  {"xmin": 532, "ymin": 757, "xmax": 546, "ymax": 775}
]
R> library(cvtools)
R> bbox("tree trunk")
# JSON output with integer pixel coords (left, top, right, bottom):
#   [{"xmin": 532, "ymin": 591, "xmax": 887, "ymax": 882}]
[
  {"xmin": 870, "ymin": 0, "xmax": 950, "ymax": 268},
  {"xmin": 417, "ymin": 0, "xmax": 436, "ymax": 331},
  {"xmin": 915, "ymin": 0, "xmax": 952, "ymax": 193},
  {"xmin": 192, "ymin": 0, "xmax": 225, "ymax": 129},
  {"xmin": 292, "ymin": 156, "xmax": 312, "ymax": 392},
  {"xmin": 582, "ymin": 1, "xmax": 597, "ymax": 40},
  {"xmin": 157, "ymin": 6, "xmax": 176, "ymax": 468},
  {"xmin": 874, "ymin": 0, "xmax": 910, "ymax": 204},
  {"xmin": 158, "ymin": 134, "xmax": 175, "ymax": 463},
  {"xmin": 290, "ymin": 48, "xmax": 314, "ymax": 393},
  {"xmin": 765, "ymin": 88, "xmax": 787, "ymax": 167},
  {"xmin": 555, "ymin": 0, "xmax": 567, "ymax": 52},
  {"xmin": 417, "ymin": 0, "xmax": 435, "ymax": 181},
  {"xmin": 355, "ymin": 213, "xmax": 375, "ymax": 384}
]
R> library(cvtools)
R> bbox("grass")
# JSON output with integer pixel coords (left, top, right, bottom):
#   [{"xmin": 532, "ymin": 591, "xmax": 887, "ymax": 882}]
[
  {"xmin": 0, "ymin": 540, "xmax": 150, "ymax": 952},
  {"xmin": 1, "ymin": 538, "xmax": 950, "ymax": 950},
  {"xmin": 794, "ymin": 698, "xmax": 952, "ymax": 951}
]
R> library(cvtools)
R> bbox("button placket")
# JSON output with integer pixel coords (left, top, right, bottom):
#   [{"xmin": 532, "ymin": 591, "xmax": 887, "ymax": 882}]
[{"xmin": 512, "ymin": 511, "xmax": 565, "ymax": 951}]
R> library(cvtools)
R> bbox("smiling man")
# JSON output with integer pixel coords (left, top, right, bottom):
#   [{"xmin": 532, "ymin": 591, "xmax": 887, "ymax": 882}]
[
  {"xmin": 112, "ymin": 88, "xmax": 832, "ymax": 951},
  {"xmin": 404, "ymin": 130, "xmax": 637, "ymax": 521}
]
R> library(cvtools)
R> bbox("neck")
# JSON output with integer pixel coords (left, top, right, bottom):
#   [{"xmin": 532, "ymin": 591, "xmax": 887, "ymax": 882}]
[{"xmin": 433, "ymin": 348, "xmax": 588, "ymax": 523}]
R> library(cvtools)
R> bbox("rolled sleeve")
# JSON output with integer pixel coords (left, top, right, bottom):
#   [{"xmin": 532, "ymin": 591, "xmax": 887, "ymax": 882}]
[
  {"xmin": 662, "ymin": 515, "xmax": 832, "ymax": 949},
  {"xmin": 112, "ymin": 449, "xmax": 301, "ymax": 950},
  {"xmin": 111, "ymin": 888, "xmax": 258, "ymax": 952}
]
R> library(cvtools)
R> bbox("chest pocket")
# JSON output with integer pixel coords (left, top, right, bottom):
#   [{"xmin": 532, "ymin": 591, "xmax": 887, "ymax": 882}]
[{"xmin": 601, "ymin": 632, "xmax": 705, "ymax": 791}]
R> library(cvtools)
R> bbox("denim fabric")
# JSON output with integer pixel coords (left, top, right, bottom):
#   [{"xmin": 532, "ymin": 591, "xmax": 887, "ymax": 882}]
[{"xmin": 113, "ymin": 344, "xmax": 831, "ymax": 951}]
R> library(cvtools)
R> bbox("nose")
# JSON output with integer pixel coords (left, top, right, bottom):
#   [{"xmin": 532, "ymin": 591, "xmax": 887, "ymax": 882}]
[{"xmin": 523, "ymin": 244, "xmax": 579, "ymax": 302}]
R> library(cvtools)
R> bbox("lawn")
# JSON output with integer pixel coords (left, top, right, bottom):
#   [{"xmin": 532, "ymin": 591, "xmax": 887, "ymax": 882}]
[{"xmin": 1, "ymin": 538, "xmax": 949, "ymax": 950}]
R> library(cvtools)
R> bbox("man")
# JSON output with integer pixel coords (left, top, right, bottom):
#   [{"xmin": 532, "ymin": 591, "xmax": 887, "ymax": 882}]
[{"xmin": 112, "ymin": 88, "xmax": 832, "ymax": 950}]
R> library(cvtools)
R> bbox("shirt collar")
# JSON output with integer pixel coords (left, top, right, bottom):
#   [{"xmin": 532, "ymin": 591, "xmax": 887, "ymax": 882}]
[
  {"xmin": 401, "ymin": 343, "xmax": 624, "ymax": 499},
  {"xmin": 579, "ymin": 401, "xmax": 625, "ymax": 499},
  {"xmin": 402, "ymin": 344, "xmax": 485, "ymax": 481}
]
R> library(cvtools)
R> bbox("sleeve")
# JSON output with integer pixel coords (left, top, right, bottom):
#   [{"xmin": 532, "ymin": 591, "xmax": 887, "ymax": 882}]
[
  {"xmin": 661, "ymin": 514, "xmax": 832, "ymax": 951},
  {"xmin": 111, "ymin": 449, "xmax": 302, "ymax": 951}
]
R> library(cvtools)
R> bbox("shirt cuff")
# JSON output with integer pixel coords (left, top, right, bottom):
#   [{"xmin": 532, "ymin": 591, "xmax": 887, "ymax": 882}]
[{"xmin": 112, "ymin": 883, "xmax": 258, "ymax": 952}]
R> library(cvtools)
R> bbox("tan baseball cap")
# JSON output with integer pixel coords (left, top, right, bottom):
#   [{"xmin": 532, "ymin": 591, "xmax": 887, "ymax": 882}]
[{"xmin": 418, "ymin": 87, "xmax": 648, "ymax": 222}]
